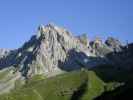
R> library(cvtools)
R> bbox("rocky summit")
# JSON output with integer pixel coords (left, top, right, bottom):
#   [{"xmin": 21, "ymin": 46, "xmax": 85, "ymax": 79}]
[{"xmin": 0, "ymin": 23, "xmax": 133, "ymax": 99}]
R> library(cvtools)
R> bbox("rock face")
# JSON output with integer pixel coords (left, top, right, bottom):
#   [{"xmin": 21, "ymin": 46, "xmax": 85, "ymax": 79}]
[
  {"xmin": 0, "ymin": 23, "xmax": 128, "ymax": 79},
  {"xmin": 89, "ymin": 37, "xmax": 124, "ymax": 57},
  {"xmin": 0, "ymin": 24, "xmax": 127, "ymax": 79},
  {"xmin": 0, "ymin": 24, "xmax": 95, "ymax": 78},
  {"xmin": 25, "ymin": 24, "xmax": 93, "ymax": 76},
  {"xmin": 23, "ymin": 24, "xmax": 90, "ymax": 76},
  {"xmin": 89, "ymin": 38, "xmax": 113, "ymax": 57}
]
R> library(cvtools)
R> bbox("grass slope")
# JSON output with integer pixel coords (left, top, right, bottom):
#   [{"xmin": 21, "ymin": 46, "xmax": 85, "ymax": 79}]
[{"xmin": 0, "ymin": 68, "xmax": 122, "ymax": 100}]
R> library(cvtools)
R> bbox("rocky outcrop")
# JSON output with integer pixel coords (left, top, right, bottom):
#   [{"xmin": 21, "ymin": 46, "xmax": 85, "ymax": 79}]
[
  {"xmin": 105, "ymin": 37, "xmax": 122, "ymax": 52},
  {"xmin": 89, "ymin": 38, "xmax": 113, "ymax": 57},
  {"xmin": 77, "ymin": 33, "xmax": 89, "ymax": 47}
]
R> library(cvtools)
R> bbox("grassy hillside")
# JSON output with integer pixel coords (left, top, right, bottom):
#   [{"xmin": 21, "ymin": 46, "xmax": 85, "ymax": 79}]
[{"xmin": 0, "ymin": 68, "xmax": 124, "ymax": 100}]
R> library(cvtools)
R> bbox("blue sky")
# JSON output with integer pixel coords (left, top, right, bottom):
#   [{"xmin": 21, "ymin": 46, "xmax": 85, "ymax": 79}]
[{"xmin": 0, "ymin": 0, "xmax": 133, "ymax": 49}]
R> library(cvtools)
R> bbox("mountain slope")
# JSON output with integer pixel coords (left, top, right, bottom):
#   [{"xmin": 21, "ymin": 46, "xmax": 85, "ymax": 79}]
[
  {"xmin": 0, "ymin": 23, "xmax": 96, "ymax": 94},
  {"xmin": 0, "ymin": 23, "xmax": 133, "ymax": 99}
]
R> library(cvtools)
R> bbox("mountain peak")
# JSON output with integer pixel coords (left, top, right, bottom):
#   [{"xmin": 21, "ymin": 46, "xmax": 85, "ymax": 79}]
[
  {"xmin": 37, "ymin": 23, "xmax": 55, "ymax": 38},
  {"xmin": 0, "ymin": 23, "xmax": 124, "ymax": 79},
  {"xmin": 37, "ymin": 23, "xmax": 59, "ymax": 32}
]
